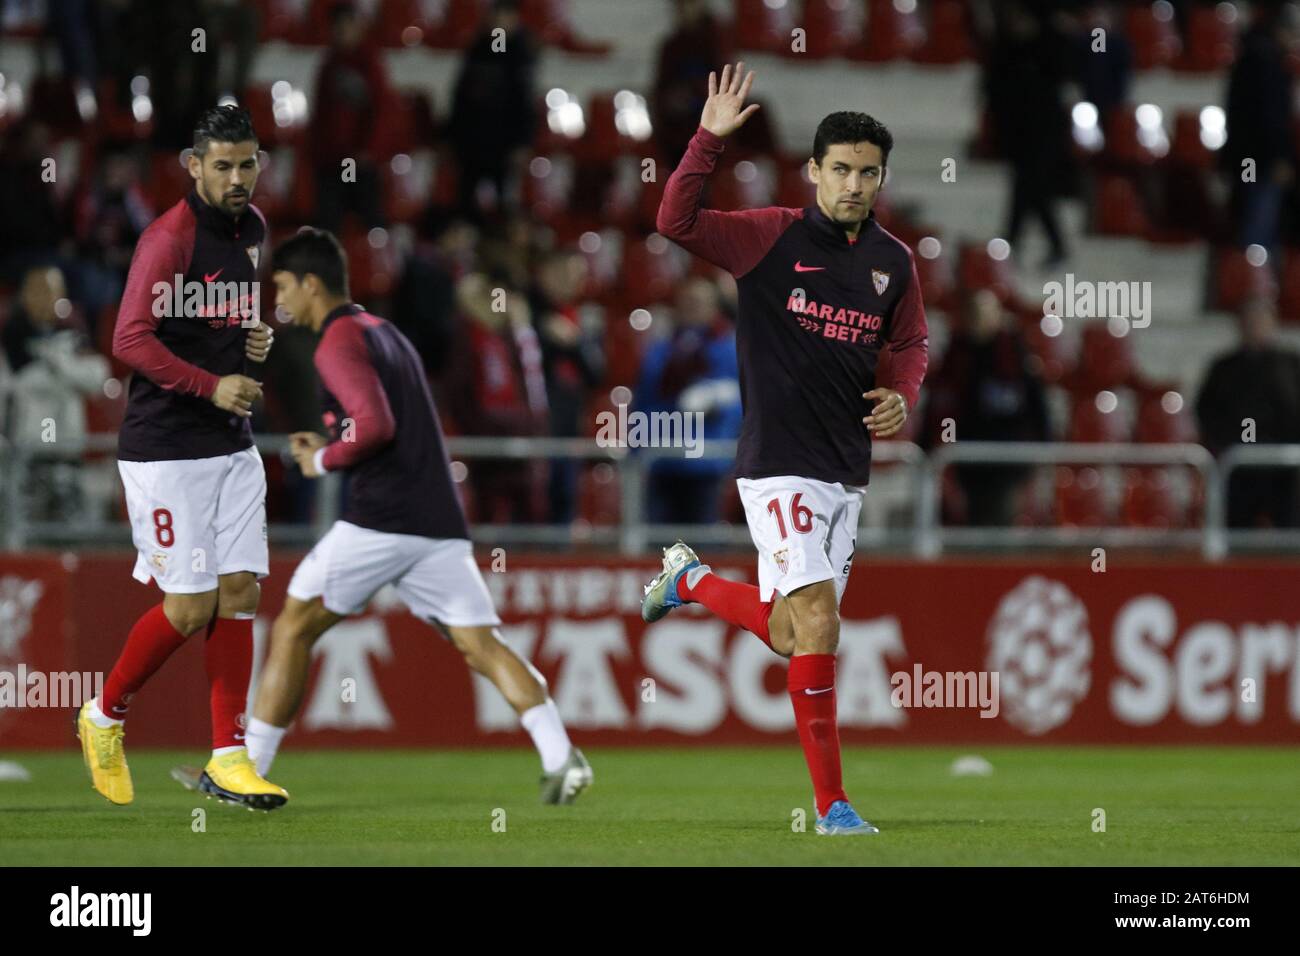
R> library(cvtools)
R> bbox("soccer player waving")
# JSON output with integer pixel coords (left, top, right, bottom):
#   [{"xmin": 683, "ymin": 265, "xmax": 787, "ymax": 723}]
[
  {"xmin": 232, "ymin": 229, "xmax": 591, "ymax": 804},
  {"xmin": 77, "ymin": 106, "xmax": 285, "ymax": 809},
  {"xmin": 642, "ymin": 63, "xmax": 928, "ymax": 835}
]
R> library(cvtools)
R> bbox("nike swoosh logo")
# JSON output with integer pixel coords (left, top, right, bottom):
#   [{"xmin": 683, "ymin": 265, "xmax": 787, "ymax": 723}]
[
  {"xmin": 794, "ymin": 261, "xmax": 826, "ymax": 272},
  {"xmin": 804, "ymin": 687, "xmax": 834, "ymax": 695},
  {"xmin": 204, "ymin": 269, "xmax": 224, "ymax": 282}
]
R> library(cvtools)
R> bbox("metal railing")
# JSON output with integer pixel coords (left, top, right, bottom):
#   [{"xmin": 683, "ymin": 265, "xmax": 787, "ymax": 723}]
[{"xmin": 1, "ymin": 433, "xmax": 1298, "ymax": 558}]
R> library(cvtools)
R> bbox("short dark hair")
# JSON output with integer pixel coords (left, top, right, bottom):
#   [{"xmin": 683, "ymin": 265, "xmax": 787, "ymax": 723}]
[
  {"xmin": 271, "ymin": 228, "xmax": 350, "ymax": 298},
  {"xmin": 812, "ymin": 111, "xmax": 893, "ymax": 166},
  {"xmin": 193, "ymin": 105, "xmax": 258, "ymax": 157}
]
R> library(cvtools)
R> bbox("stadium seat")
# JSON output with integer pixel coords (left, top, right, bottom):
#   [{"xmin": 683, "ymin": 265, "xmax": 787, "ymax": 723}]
[
  {"xmin": 1279, "ymin": 252, "xmax": 1300, "ymax": 323},
  {"xmin": 732, "ymin": 0, "xmax": 791, "ymax": 54},
  {"xmin": 911, "ymin": 0, "xmax": 972, "ymax": 64},
  {"xmin": 618, "ymin": 235, "xmax": 686, "ymax": 312},
  {"xmin": 148, "ymin": 150, "xmax": 195, "ymax": 210},
  {"xmin": 1101, "ymin": 106, "xmax": 1164, "ymax": 170},
  {"xmin": 1068, "ymin": 390, "xmax": 1130, "ymax": 443},
  {"xmin": 1168, "ymin": 110, "xmax": 1215, "ymax": 171},
  {"xmin": 1018, "ymin": 311, "xmax": 1069, "ymax": 385},
  {"xmin": 1122, "ymin": 468, "xmax": 1188, "ymax": 528},
  {"xmin": 383, "ymin": 149, "xmax": 437, "ymax": 224},
  {"xmin": 1133, "ymin": 389, "xmax": 1196, "ymax": 444},
  {"xmin": 1055, "ymin": 465, "xmax": 1112, "ymax": 527},
  {"xmin": 1093, "ymin": 173, "xmax": 1151, "ymax": 238},
  {"xmin": 427, "ymin": 0, "xmax": 491, "ymax": 49},
  {"xmin": 1125, "ymin": 2, "xmax": 1182, "ymax": 69},
  {"xmin": 340, "ymin": 228, "xmax": 399, "ymax": 299},
  {"xmin": 519, "ymin": 0, "xmax": 612, "ymax": 54},
  {"xmin": 1071, "ymin": 323, "xmax": 1138, "ymax": 392},
  {"xmin": 1213, "ymin": 247, "xmax": 1276, "ymax": 312},
  {"xmin": 956, "ymin": 242, "xmax": 1017, "ymax": 305},
  {"xmin": 1173, "ymin": 4, "xmax": 1238, "ymax": 72},
  {"xmin": 577, "ymin": 461, "xmax": 621, "ymax": 525},
  {"xmin": 372, "ymin": 0, "xmax": 435, "ymax": 48},
  {"xmin": 847, "ymin": 0, "xmax": 924, "ymax": 62},
  {"xmin": 782, "ymin": 0, "xmax": 857, "ymax": 60},
  {"xmin": 253, "ymin": 0, "xmax": 305, "ymax": 43}
]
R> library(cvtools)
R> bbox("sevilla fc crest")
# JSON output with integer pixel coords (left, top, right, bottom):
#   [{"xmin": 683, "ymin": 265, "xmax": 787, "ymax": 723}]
[
  {"xmin": 246, "ymin": 245, "xmax": 260, "ymax": 269},
  {"xmin": 872, "ymin": 268, "xmax": 890, "ymax": 296},
  {"xmin": 772, "ymin": 547, "xmax": 789, "ymax": 575}
]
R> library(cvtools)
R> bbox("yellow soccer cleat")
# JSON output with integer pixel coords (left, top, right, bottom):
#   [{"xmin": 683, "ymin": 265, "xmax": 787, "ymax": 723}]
[
  {"xmin": 76, "ymin": 701, "xmax": 134, "ymax": 805},
  {"xmin": 198, "ymin": 749, "xmax": 289, "ymax": 812}
]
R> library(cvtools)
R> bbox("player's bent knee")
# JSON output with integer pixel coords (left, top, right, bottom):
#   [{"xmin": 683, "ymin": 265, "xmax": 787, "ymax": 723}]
[
  {"xmin": 162, "ymin": 590, "xmax": 218, "ymax": 636},
  {"xmin": 217, "ymin": 572, "xmax": 260, "ymax": 617}
]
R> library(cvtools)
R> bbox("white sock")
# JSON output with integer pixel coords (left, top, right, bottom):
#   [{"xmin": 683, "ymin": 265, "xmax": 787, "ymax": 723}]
[
  {"xmin": 520, "ymin": 699, "xmax": 572, "ymax": 773},
  {"xmin": 245, "ymin": 717, "xmax": 286, "ymax": 777},
  {"xmin": 211, "ymin": 745, "xmax": 242, "ymax": 757},
  {"xmin": 87, "ymin": 697, "xmax": 123, "ymax": 729}
]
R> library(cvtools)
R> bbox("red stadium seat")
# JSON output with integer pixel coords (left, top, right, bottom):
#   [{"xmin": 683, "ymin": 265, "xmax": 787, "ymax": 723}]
[
  {"xmin": 1071, "ymin": 323, "xmax": 1137, "ymax": 392},
  {"xmin": 427, "ymin": 0, "xmax": 491, "ymax": 49},
  {"xmin": 1093, "ymin": 174, "xmax": 1151, "ymax": 238},
  {"xmin": 912, "ymin": 0, "xmax": 972, "ymax": 64},
  {"xmin": 1018, "ymin": 312, "xmax": 1069, "ymax": 385},
  {"xmin": 1134, "ymin": 389, "xmax": 1196, "ymax": 444},
  {"xmin": 340, "ymin": 228, "xmax": 399, "ymax": 300},
  {"xmin": 1279, "ymin": 251, "xmax": 1300, "ymax": 323},
  {"xmin": 577, "ymin": 461, "xmax": 621, "ymax": 525},
  {"xmin": 148, "ymin": 150, "xmax": 195, "ymax": 211},
  {"xmin": 956, "ymin": 242, "xmax": 1017, "ymax": 305},
  {"xmin": 733, "ymin": 0, "xmax": 791, "ymax": 54},
  {"xmin": 1169, "ymin": 110, "xmax": 1215, "ymax": 170},
  {"xmin": 1055, "ymin": 465, "xmax": 1111, "ymax": 527},
  {"xmin": 1213, "ymin": 247, "xmax": 1277, "ymax": 311},
  {"xmin": 1173, "ymin": 5, "xmax": 1238, "ymax": 73},
  {"xmin": 383, "ymin": 149, "xmax": 437, "ymax": 224},
  {"xmin": 848, "ymin": 0, "xmax": 924, "ymax": 62},
  {"xmin": 783, "ymin": 0, "xmax": 857, "ymax": 60},
  {"xmin": 1122, "ymin": 468, "xmax": 1188, "ymax": 528},
  {"xmin": 372, "ymin": 0, "xmax": 435, "ymax": 48},
  {"xmin": 1125, "ymin": 2, "xmax": 1182, "ymax": 69},
  {"xmin": 519, "ymin": 0, "xmax": 612, "ymax": 54},
  {"xmin": 619, "ymin": 235, "xmax": 686, "ymax": 312},
  {"xmin": 1101, "ymin": 106, "xmax": 1164, "ymax": 169},
  {"xmin": 1068, "ymin": 390, "xmax": 1130, "ymax": 443}
]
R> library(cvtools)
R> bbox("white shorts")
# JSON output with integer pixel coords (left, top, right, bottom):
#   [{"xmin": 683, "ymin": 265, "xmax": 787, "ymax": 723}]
[
  {"xmin": 287, "ymin": 521, "xmax": 501, "ymax": 626},
  {"xmin": 737, "ymin": 475, "xmax": 865, "ymax": 604},
  {"xmin": 118, "ymin": 447, "xmax": 269, "ymax": 593}
]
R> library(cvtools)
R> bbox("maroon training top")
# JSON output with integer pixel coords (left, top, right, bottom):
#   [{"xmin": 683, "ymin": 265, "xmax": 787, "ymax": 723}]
[
  {"xmin": 657, "ymin": 125, "xmax": 929, "ymax": 486},
  {"xmin": 113, "ymin": 188, "xmax": 266, "ymax": 462},
  {"xmin": 315, "ymin": 303, "xmax": 470, "ymax": 541}
]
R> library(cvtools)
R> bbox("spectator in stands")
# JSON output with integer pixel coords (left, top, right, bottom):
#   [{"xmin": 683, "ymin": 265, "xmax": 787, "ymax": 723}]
[
  {"xmin": 311, "ymin": 0, "xmax": 391, "ymax": 232},
  {"xmin": 651, "ymin": 0, "xmax": 733, "ymax": 169},
  {"xmin": 529, "ymin": 248, "xmax": 604, "ymax": 524},
  {"xmin": 920, "ymin": 289, "xmax": 1050, "ymax": 527},
  {"xmin": 446, "ymin": 0, "xmax": 539, "ymax": 215},
  {"xmin": 1072, "ymin": 2, "xmax": 1132, "ymax": 126},
  {"xmin": 1196, "ymin": 295, "xmax": 1300, "ymax": 529},
  {"xmin": 983, "ymin": 2, "xmax": 1072, "ymax": 267},
  {"xmin": 392, "ymin": 209, "xmax": 479, "ymax": 380},
  {"xmin": 1222, "ymin": 4, "xmax": 1298, "ymax": 256},
  {"xmin": 442, "ymin": 271, "xmax": 549, "ymax": 523},
  {"xmin": 0, "ymin": 120, "xmax": 66, "ymax": 280},
  {"xmin": 72, "ymin": 143, "xmax": 155, "ymax": 333},
  {"xmin": 0, "ymin": 265, "xmax": 109, "ymax": 521},
  {"xmin": 635, "ymin": 276, "xmax": 742, "ymax": 525}
]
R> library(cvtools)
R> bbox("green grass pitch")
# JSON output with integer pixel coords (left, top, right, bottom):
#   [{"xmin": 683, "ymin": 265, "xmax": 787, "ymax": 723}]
[{"xmin": 2, "ymin": 747, "xmax": 1297, "ymax": 866}]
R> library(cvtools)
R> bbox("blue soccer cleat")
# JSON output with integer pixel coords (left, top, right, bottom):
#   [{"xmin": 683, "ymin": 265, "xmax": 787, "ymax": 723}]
[
  {"xmin": 816, "ymin": 800, "xmax": 880, "ymax": 835},
  {"xmin": 641, "ymin": 541, "xmax": 707, "ymax": 622}
]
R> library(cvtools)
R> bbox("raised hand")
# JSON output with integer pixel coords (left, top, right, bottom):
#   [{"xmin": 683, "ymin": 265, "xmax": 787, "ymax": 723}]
[{"xmin": 700, "ymin": 62, "xmax": 760, "ymax": 138}]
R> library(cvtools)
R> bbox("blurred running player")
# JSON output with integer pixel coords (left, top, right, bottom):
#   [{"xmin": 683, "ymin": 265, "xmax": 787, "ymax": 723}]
[
  {"xmin": 641, "ymin": 64, "xmax": 928, "ymax": 835},
  {"xmin": 76, "ymin": 105, "xmax": 286, "ymax": 810},
  {"xmin": 184, "ymin": 228, "xmax": 592, "ymax": 804}
]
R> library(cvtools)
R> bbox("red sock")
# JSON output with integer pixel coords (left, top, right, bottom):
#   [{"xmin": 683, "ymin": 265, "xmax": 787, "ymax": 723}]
[
  {"xmin": 788, "ymin": 654, "xmax": 848, "ymax": 816},
  {"xmin": 101, "ymin": 603, "xmax": 191, "ymax": 718},
  {"xmin": 205, "ymin": 617, "xmax": 253, "ymax": 750},
  {"xmin": 677, "ymin": 570, "xmax": 775, "ymax": 649}
]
